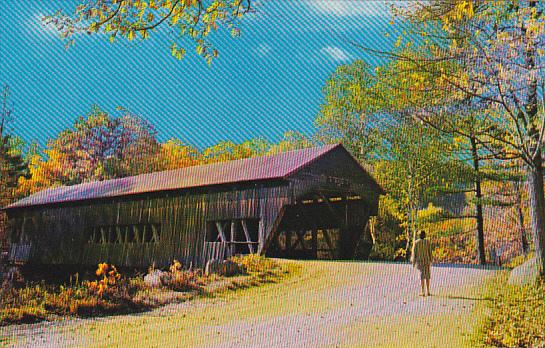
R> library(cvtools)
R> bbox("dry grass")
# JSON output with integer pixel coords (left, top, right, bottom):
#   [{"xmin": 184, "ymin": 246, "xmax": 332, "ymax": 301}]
[{"xmin": 0, "ymin": 256, "xmax": 288, "ymax": 327}]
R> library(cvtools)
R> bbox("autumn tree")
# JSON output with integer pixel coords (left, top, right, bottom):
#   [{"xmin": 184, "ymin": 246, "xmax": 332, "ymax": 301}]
[
  {"xmin": 156, "ymin": 139, "xmax": 202, "ymax": 170},
  {"xmin": 17, "ymin": 146, "xmax": 67, "ymax": 196},
  {"xmin": 315, "ymin": 57, "xmax": 485, "ymax": 261},
  {"xmin": 384, "ymin": 0, "xmax": 545, "ymax": 274},
  {"xmin": 372, "ymin": 51, "xmax": 512, "ymax": 264},
  {"xmin": 18, "ymin": 106, "xmax": 160, "ymax": 194},
  {"xmin": 481, "ymin": 159, "xmax": 530, "ymax": 255},
  {"xmin": 201, "ymin": 138, "xmax": 270, "ymax": 163},
  {"xmin": 267, "ymin": 131, "xmax": 315, "ymax": 155},
  {"xmin": 45, "ymin": 0, "xmax": 254, "ymax": 63}
]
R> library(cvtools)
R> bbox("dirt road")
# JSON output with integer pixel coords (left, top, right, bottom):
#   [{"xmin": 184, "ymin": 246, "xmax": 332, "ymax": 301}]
[{"xmin": 1, "ymin": 261, "xmax": 497, "ymax": 347}]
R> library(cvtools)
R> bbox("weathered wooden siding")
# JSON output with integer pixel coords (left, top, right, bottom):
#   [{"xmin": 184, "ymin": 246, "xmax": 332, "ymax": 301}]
[{"xmin": 6, "ymin": 182, "xmax": 293, "ymax": 268}]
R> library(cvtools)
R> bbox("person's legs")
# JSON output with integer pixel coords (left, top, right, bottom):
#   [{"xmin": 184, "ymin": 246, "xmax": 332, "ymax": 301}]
[
  {"xmin": 420, "ymin": 278, "xmax": 425, "ymax": 296},
  {"xmin": 426, "ymin": 278, "xmax": 431, "ymax": 296}
]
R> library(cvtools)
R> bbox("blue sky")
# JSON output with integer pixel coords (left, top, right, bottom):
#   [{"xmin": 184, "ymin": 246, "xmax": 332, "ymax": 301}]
[{"xmin": 0, "ymin": 1, "xmax": 395, "ymax": 148}]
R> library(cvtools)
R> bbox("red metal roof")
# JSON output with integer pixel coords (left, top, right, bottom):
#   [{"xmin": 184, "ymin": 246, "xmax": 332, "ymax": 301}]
[{"xmin": 5, "ymin": 144, "xmax": 343, "ymax": 210}]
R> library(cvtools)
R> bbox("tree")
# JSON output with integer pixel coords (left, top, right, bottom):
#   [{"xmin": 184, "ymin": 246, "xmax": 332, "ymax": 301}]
[
  {"xmin": 385, "ymin": 0, "xmax": 545, "ymax": 274},
  {"xmin": 373, "ymin": 121, "xmax": 459, "ymax": 259},
  {"xmin": 17, "ymin": 147, "xmax": 66, "ymax": 196},
  {"xmin": 0, "ymin": 85, "xmax": 28, "ymax": 204},
  {"xmin": 481, "ymin": 159, "xmax": 530, "ymax": 256},
  {"xmin": 267, "ymin": 131, "xmax": 315, "ymax": 155},
  {"xmin": 156, "ymin": 139, "xmax": 201, "ymax": 170},
  {"xmin": 317, "ymin": 55, "xmax": 493, "ymax": 262},
  {"xmin": 201, "ymin": 138, "xmax": 270, "ymax": 163},
  {"xmin": 44, "ymin": 0, "xmax": 254, "ymax": 64},
  {"xmin": 0, "ymin": 85, "xmax": 28, "ymax": 244},
  {"xmin": 376, "ymin": 54, "xmax": 504, "ymax": 264},
  {"xmin": 316, "ymin": 60, "xmax": 380, "ymax": 161},
  {"xmin": 18, "ymin": 106, "xmax": 160, "ymax": 193}
]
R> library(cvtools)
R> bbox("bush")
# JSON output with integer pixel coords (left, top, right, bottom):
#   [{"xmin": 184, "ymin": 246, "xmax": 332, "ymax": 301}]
[
  {"xmin": 0, "ymin": 285, "xmax": 48, "ymax": 325},
  {"xmin": 475, "ymin": 274, "xmax": 545, "ymax": 347},
  {"xmin": 0, "ymin": 263, "xmax": 147, "ymax": 324},
  {"xmin": 368, "ymin": 195, "xmax": 406, "ymax": 261},
  {"xmin": 84, "ymin": 263, "xmax": 123, "ymax": 298},
  {"xmin": 230, "ymin": 254, "xmax": 284, "ymax": 280},
  {"xmin": 167, "ymin": 260, "xmax": 201, "ymax": 291},
  {"xmin": 0, "ymin": 257, "xmax": 291, "ymax": 326}
]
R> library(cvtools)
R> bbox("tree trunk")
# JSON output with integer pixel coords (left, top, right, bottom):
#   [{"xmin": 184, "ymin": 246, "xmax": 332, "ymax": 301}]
[
  {"xmin": 470, "ymin": 136, "xmax": 486, "ymax": 264},
  {"xmin": 527, "ymin": 154, "xmax": 545, "ymax": 276},
  {"xmin": 523, "ymin": 0, "xmax": 543, "ymax": 274},
  {"xmin": 404, "ymin": 206, "xmax": 412, "ymax": 261},
  {"xmin": 514, "ymin": 180, "xmax": 529, "ymax": 254}
]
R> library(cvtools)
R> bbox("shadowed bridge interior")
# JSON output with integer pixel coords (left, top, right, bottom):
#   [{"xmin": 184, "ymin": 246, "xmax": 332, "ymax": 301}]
[{"xmin": 264, "ymin": 193, "xmax": 372, "ymax": 260}]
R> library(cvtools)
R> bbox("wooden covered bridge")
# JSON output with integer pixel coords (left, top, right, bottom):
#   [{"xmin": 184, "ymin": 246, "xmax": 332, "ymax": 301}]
[{"xmin": 2, "ymin": 144, "xmax": 384, "ymax": 268}]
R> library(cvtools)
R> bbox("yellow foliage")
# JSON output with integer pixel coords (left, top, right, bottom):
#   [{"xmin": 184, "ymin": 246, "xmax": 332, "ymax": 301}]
[
  {"xmin": 157, "ymin": 139, "xmax": 201, "ymax": 170},
  {"xmin": 476, "ymin": 275, "xmax": 545, "ymax": 347},
  {"xmin": 86, "ymin": 263, "xmax": 121, "ymax": 297},
  {"xmin": 17, "ymin": 148, "xmax": 66, "ymax": 196}
]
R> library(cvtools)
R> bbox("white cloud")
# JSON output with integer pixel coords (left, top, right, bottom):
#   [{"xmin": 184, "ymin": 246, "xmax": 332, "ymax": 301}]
[
  {"xmin": 306, "ymin": 1, "xmax": 388, "ymax": 17},
  {"xmin": 25, "ymin": 13, "xmax": 58, "ymax": 41},
  {"xmin": 321, "ymin": 46, "xmax": 352, "ymax": 62},
  {"xmin": 254, "ymin": 43, "xmax": 272, "ymax": 57}
]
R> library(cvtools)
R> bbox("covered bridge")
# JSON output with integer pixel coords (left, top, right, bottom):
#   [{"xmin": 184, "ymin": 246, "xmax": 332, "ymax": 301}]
[{"xmin": 2, "ymin": 144, "xmax": 384, "ymax": 268}]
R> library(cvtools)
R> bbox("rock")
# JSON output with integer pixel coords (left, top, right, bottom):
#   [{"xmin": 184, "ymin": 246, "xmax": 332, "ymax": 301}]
[
  {"xmin": 2, "ymin": 265, "xmax": 24, "ymax": 288},
  {"xmin": 508, "ymin": 257, "xmax": 539, "ymax": 286},
  {"xmin": 221, "ymin": 260, "xmax": 242, "ymax": 277},
  {"xmin": 205, "ymin": 259, "xmax": 221, "ymax": 276},
  {"xmin": 144, "ymin": 269, "xmax": 164, "ymax": 287}
]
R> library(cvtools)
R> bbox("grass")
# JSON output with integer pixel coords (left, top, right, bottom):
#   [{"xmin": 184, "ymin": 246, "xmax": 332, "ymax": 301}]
[
  {"xmin": 472, "ymin": 271, "xmax": 545, "ymax": 347},
  {"xmin": 0, "ymin": 255, "xmax": 290, "ymax": 327}
]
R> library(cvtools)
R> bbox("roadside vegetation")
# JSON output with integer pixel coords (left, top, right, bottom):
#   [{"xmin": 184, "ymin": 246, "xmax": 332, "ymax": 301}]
[
  {"xmin": 0, "ymin": 255, "xmax": 291, "ymax": 326},
  {"xmin": 471, "ymin": 252, "xmax": 544, "ymax": 348},
  {"xmin": 473, "ymin": 272, "xmax": 545, "ymax": 347}
]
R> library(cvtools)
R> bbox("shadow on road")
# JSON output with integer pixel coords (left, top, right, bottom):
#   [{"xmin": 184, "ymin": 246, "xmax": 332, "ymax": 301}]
[
  {"xmin": 433, "ymin": 263, "xmax": 504, "ymax": 271},
  {"xmin": 443, "ymin": 295, "xmax": 496, "ymax": 302}
]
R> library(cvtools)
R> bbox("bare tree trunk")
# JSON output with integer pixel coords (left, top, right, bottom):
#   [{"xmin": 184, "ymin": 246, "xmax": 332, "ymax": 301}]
[
  {"xmin": 404, "ymin": 205, "xmax": 412, "ymax": 260},
  {"xmin": 405, "ymin": 173, "xmax": 413, "ymax": 260},
  {"xmin": 527, "ymin": 154, "xmax": 545, "ymax": 276},
  {"xmin": 470, "ymin": 136, "xmax": 486, "ymax": 264},
  {"xmin": 514, "ymin": 179, "xmax": 529, "ymax": 254}
]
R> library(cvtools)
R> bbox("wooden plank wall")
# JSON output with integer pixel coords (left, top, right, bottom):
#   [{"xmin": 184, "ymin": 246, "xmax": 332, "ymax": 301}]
[{"xmin": 7, "ymin": 183, "xmax": 293, "ymax": 268}]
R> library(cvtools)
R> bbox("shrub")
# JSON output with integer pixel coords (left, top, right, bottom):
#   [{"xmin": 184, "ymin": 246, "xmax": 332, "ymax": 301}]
[
  {"xmin": 368, "ymin": 195, "xmax": 406, "ymax": 260},
  {"xmin": 151, "ymin": 260, "xmax": 202, "ymax": 292},
  {"xmin": 230, "ymin": 254, "xmax": 282, "ymax": 278},
  {"xmin": 84, "ymin": 263, "xmax": 122, "ymax": 298},
  {"xmin": 0, "ymin": 284, "xmax": 49, "ymax": 325},
  {"xmin": 0, "ymin": 258, "xmax": 291, "ymax": 326}
]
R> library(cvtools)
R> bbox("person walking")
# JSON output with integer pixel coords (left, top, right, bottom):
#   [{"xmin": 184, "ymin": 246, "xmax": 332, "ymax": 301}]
[{"xmin": 411, "ymin": 230, "xmax": 433, "ymax": 296}]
